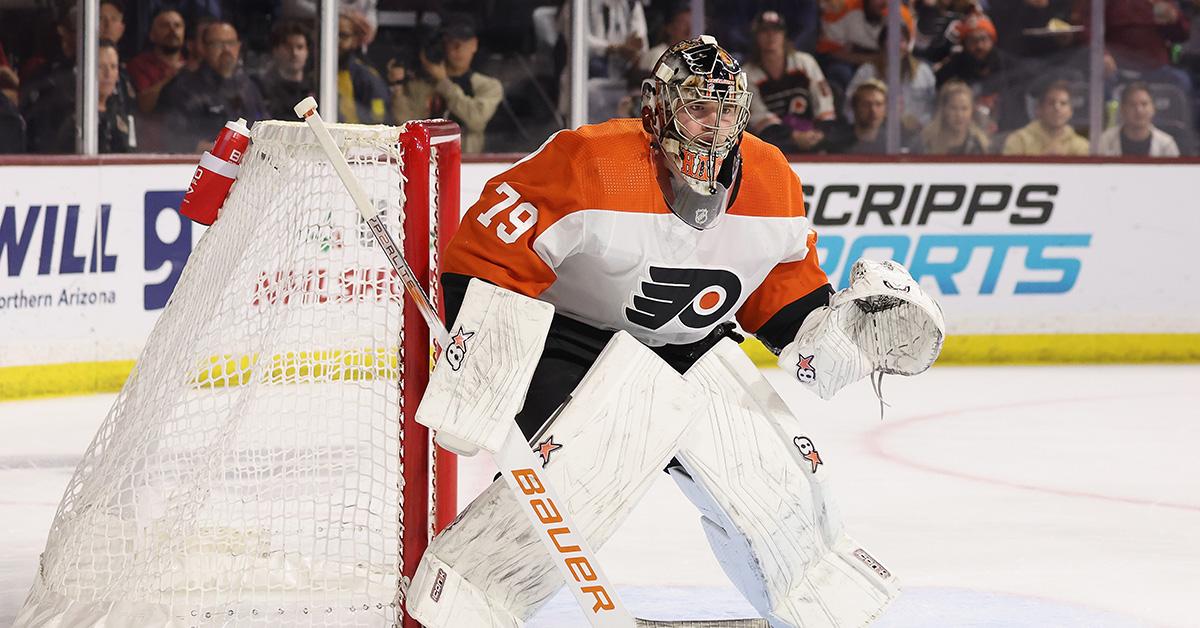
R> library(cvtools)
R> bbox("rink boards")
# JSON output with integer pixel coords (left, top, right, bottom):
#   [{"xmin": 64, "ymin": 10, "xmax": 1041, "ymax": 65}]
[{"xmin": 1, "ymin": 158, "xmax": 1198, "ymax": 399}]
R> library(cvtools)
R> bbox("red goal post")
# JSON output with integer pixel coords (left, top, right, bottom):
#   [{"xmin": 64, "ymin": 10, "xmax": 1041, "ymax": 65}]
[{"xmin": 398, "ymin": 119, "xmax": 460, "ymax": 628}]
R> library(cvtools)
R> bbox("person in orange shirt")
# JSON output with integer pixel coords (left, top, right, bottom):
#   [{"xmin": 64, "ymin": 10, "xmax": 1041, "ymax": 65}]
[
  {"xmin": 409, "ymin": 36, "xmax": 944, "ymax": 628},
  {"xmin": 816, "ymin": 0, "xmax": 915, "ymax": 86}
]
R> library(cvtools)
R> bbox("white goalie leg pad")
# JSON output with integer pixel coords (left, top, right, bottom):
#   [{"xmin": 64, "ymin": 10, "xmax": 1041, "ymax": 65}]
[
  {"xmin": 408, "ymin": 331, "xmax": 700, "ymax": 627},
  {"xmin": 679, "ymin": 338, "xmax": 899, "ymax": 627},
  {"xmin": 416, "ymin": 278, "xmax": 555, "ymax": 455},
  {"xmin": 779, "ymin": 258, "xmax": 946, "ymax": 400}
]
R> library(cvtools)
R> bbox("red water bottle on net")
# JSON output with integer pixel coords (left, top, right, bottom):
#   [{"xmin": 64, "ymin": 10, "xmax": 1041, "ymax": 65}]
[{"xmin": 180, "ymin": 118, "xmax": 251, "ymax": 226}]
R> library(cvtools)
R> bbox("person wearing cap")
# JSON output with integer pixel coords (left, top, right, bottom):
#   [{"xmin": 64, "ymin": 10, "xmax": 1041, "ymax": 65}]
[
  {"xmin": 935, "ymin": 11, "xmax": 1028, "ymax": 131},
  {"xmin": 389, "ymin": 15, "xmax": 503, "ymax": 154},
  {"xmin": 744, "ymin": 10, "xmax": 836, "ymax": 153}
]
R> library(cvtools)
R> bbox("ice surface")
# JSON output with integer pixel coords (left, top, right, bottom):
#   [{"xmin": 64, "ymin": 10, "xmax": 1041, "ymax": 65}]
[{"xmin": 2, "ymin": 365, "xmax": 1196, "ymax": 627}]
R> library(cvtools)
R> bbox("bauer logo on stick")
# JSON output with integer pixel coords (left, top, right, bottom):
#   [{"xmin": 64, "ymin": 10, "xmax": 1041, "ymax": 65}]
[
  {"xmin": 794, "ymin": 436, "xmax": 823, "ymax": 473},
  {"xmin": 445, "ymin": 327, "xmax": 476, "ymax": 371}
]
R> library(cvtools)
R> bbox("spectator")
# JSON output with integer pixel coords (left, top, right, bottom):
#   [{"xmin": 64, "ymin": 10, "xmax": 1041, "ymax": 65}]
[
  {"xmin": 744, "ymin": 10, "xmax": 835, "ymax": 153},
  {"xmin": 127, "ymin": 8, "xmax": 187, "ymax": 151},
  {"xmin": 914, "ymin": 0, "xmax": 977, "ymax": 64},
  {"xmin": 97, "ymin": 39, "xmax": 136, "ymax": 153},
  {"xmin": 0, "ymin": 62, "xmax": 17, "ymax": 112},
  {"xmin": 638, "ymin": 3, "xmax": 693, "ymax": 72},
  {"xmin": 127, "ymin": 9, "xmax": 187, "ymax": 115},
  {"xmin": 389, "ymin": 15, "xmax": 503, "ymax": 153},
  {"xmin": 558, "ymin": 0, "xmax": 648, "ymax": 121},
  {"xmin": 1075, "ymin": 0, "xmax": 1191, "ymax": 91},
  {"xmin": 1099, "ymin": 82, "xmax": 1180, "ymax": 156},
  {"xmin": 845, "ymin": 22, "xmax": 937, "ymax": 132},
  {"xmin": 20, "ymin": 9, "xmax": 79, "ymax": 152},
  {"xmin": 919, "ymin": 80, "xmax": 991, "ymax": 153},
  {"xmin": 709, "ymin": 0, "xmax": 821, "ymax": 58},
  {"xmin": 20, "ymin": 7, "xmax": 77, "ymax": 87},
  {"xmin": 1002, "ymin": 80, "xmax": 1089, "ymax": 155},
  {"xmin": 140, "ymin": 0, "xmax": 222, "ymax": 48},
  {"xmin": 992, "ymin": 0, "xmax": 1081, "ymax": 74},
  {"xmin": 22, "ymin": 38, "xmax": 136, "ymax": 154},
  {"xmin": 280, "ymin": 0, "xmax": 379, "ymax": 45},
  {"xmin": 935, "ymin": 12, "xmax": 1028, "ymax": 131},
  {"xmin": 337, "ymin": 11, "xmax": 388, "ymax": 123},
  {"xmin": 828, "ymin": 78, "xmax": 891, "ymax": 153},
  {"xmin": 254, "ymin": 21, "xmax": 314, "ymax": 121},
  {"xmin": 816, "ymin": 0, "xmax": 915, "ymax": 86},
  {"xmin": 0, "ymin": 66, "xmax": 22, "ymax": 153},
  {"xmin": 100, "ymin": 1, "xmax": 127, "ymax": 50},
  {"xmin": 158, "ymin": 21, "xmax": 265, "ymax": 152},
  {"xmin": 577, "ymin": 0, "xmax": 648, "ymax": 79},
  {"xmin": 185, "ymin": 16, "xmax": 216, "ymax": 72}
]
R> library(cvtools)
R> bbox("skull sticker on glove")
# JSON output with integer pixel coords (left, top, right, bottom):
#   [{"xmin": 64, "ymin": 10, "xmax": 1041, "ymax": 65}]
[{"xmin": 794, "ymin": 436, "xmax": 823, "ymax": 473}]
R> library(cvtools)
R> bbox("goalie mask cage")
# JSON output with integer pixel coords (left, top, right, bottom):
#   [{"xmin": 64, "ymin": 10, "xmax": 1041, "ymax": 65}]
[{"xmin": 15, "ymin": 119, "xmax": 460, "ymax": 628}]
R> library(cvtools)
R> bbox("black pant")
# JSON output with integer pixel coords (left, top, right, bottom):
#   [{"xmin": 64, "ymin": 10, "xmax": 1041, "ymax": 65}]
[{"xmin": 443, "ymin": 272, "xmax": 739, "ymax": 441}]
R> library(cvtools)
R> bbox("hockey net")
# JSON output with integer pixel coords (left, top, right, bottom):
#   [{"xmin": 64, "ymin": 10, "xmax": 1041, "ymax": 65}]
[{"xmin": 15, "ymin": 120, "xmax": 460, "ymax": 627}]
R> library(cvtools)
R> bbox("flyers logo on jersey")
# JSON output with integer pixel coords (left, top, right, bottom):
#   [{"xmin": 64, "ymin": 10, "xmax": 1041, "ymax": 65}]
[{"xmin": 625, "ymin": 266, "xmax": 742, "ymax": 330}]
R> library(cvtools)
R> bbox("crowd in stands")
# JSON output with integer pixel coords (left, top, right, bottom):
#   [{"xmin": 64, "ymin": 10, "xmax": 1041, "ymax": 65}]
[{"xmin": 0, "ymin": 0, "xmax": 1196, "ymax": 157}]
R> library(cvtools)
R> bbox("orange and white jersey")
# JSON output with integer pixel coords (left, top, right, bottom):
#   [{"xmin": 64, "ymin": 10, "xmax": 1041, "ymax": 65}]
[{"xmin": 443, "ymin": 119, "xmax": 829, "ymax": 347}]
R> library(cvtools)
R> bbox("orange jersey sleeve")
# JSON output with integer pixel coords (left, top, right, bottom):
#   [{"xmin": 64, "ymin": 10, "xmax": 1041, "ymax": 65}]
[
  {"xmin": 737, "ymin": 231, "xmax": 829, "ymax": 334},
  {"xmin": 443, "ymin": 120, "xmax": 666, "ymax": 298},
  {"xmin": 442, "ymin": 132, "xmax": 584, "ymax": 297}
]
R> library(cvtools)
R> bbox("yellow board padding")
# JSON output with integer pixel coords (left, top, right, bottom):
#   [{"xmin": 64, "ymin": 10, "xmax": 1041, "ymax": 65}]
[
  {"xmin": 191, "ymin": 349, "xmax": 399, "ymax": 389},
  {"xmin": 0, "ymin": 360, "xmax": 136, "ymax": 401},
  {"xmin": 742, "ymin": 333, "xmax": 1200, "ymax": 367},
  {"xmin": 0, "ymin": 349, "xmax": 400, "ymax": 401},
  {"xmin": 3, "ymin": 334, "xmax": 1199, "ymax": 402}
]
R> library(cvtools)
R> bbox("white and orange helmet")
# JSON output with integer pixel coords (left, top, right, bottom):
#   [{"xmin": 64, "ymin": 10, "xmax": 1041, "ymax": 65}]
[{"xmin": 641, "ymin": 35, "xmax": 752, "ymax": 230}]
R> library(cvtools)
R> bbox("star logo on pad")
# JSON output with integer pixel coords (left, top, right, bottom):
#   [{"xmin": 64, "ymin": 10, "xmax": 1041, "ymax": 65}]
[
  {"xmin": 796, "ymin": 354, "xmax": 816, "ymax": 383},
  {"xmin": 535, "ymin": 436, "xmax": 562, "ymax": 467},
  {"xmin": 444, "ymin": 327, "xmax": 475, "ymax": 371}
]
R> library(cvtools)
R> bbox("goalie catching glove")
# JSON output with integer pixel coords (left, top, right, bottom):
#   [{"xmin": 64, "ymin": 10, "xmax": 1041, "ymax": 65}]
[{"xmin": 778, "ymin": 258, "xmax": 945, "ymax": 400}]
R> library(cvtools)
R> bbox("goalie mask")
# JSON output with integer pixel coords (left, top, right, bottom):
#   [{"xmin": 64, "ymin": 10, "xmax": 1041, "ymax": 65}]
[{"xmin": 642, "ymin": 36, "xmax": 751, "ymax": 230}]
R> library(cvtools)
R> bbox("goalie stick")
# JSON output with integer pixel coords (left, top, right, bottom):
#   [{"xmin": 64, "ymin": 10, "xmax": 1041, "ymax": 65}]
[{"xmin": 294, "ymin": 98, "xmax": 635, "ymax": 627}]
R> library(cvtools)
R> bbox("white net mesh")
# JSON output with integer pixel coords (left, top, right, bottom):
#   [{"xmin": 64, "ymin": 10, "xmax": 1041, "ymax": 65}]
[{"xmin": 18, "ymin": 121, "xmax": 436, "ymax": 627}]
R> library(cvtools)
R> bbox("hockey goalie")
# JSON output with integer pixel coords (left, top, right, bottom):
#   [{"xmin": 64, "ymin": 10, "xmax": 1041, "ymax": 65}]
[{"xmin": 410, "ymin": 36, "xmax": 944, "ymax": 628}]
